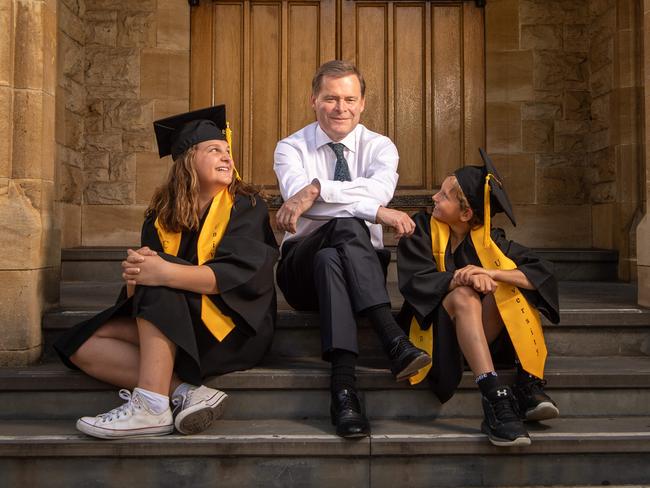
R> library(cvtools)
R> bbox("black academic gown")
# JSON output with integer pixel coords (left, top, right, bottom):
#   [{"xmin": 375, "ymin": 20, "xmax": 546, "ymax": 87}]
[
  {"xmin": 55, "ymin": 194, "xmax": 279, "ymax": 385},
  {"xmin": 396, "ymin": 210, "xmax": 559, "ymax": 403}
]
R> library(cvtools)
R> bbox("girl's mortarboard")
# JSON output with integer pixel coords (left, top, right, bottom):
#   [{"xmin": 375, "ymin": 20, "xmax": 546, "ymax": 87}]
[
  {"xmin": 453, "ymin": 148, "xmax": 517, "ymax": 227},
  {"xmin": 153, "ymin": 105, "xmax": 227, "ymax": 160}
]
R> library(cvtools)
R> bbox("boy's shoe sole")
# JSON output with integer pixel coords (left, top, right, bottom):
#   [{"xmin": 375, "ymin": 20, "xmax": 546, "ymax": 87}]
[
  {"xmin": 481, "ymin": 422, "xmax": 532, "ymax": 447},
  {"xmin": 394, "ymin": 355, "xmax": 432, "ymax": 382},
  {"xmin": 524, "ymin": 401, "xmax": 560, "ymax": 422},
  {"xmin": 76, "ymin": 419, "xmax": 174, "ymax": 440},
  {"xmin": 175, "ymin": 390, "xmax": 228, "ymax": 435}
]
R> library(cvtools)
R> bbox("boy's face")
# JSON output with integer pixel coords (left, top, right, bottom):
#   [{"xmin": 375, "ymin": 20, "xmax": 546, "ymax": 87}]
[{"xmin": 432, "ymin": 176, "xmax": 473, "ymax": 225}]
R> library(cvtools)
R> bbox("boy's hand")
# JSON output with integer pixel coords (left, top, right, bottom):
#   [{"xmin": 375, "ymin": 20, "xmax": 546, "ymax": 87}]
[
  {"xmin": 468, "ymin": 273, "xmax": 497, "ymax": 294},
  {"xmin": 453, "ymin": 264, "xmax": 493, "ymax": 285}
]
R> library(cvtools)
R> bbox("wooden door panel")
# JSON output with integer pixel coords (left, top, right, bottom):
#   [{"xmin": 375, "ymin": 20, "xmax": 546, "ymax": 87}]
[{"xmin": 191, "ymin": 0, "xmax": 485, "ymax": 202}]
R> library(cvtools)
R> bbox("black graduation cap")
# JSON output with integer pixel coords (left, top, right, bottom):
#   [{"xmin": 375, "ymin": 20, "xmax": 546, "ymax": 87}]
[
  {"xmin": 153, "ymin": 105, "xmax": 227, "ymax": 160},
  {"xmin": 453, "ymin": 148, "xmax": 516, "ymax": 227}
]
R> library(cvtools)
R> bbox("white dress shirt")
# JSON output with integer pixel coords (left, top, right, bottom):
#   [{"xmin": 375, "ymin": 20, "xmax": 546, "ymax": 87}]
[{"xmin": 274, "ymin": 122, "xmax": 399, "ymax": 249}]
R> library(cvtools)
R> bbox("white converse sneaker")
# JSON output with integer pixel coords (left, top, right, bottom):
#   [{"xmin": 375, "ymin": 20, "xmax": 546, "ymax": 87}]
[
  {"xmin": 172, "ymin": 385, "xmax": 228, "ymax": 435},
  {"xmin": 76, "ymin": 389, "xmax": 174, "ymax": 439}
]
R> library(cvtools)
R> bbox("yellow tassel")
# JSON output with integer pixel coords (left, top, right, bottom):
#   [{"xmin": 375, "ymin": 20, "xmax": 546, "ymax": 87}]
[
  {"xmin": 483, "ymin": 174, "xmax": 492, "ymax": 248},
  {"xmin": 225, "ymin": 121, "xmax": 241, "ymax": 181}
]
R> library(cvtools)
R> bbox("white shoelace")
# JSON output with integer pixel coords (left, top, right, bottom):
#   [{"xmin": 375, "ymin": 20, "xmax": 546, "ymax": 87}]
[
  {"xmin": 98, "ymin": 389, "xmax": 142, "ymax": 423},
  {"xmin": 171, "ymin": 387, "xmax": 197, "ymax": 416}
]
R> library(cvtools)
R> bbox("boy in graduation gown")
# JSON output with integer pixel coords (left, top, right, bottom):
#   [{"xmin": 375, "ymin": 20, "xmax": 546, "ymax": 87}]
[
  {"xmin": 397, "ymin": 148, "xmax": 560, "ymax": 446},
  {"xmin": 54, "ymin": 105, "xmax": 279, "ymax": 439}
]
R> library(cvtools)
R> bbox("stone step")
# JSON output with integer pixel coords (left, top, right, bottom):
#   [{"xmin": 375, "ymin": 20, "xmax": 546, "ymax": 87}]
[
  {"xmin": 60, "ymin": 246, "xmax": 619, "ymax": 282},
  {"xmin": 41, "ymin": 281, "xmax": 650, "ymax": 360},
  {"xmin": 0, "ymin": 417, "xmax": 648, "ymax": 487},
  {"xmin": 2, "ymin": 356, "xmax": 650, "ymax": 420}
]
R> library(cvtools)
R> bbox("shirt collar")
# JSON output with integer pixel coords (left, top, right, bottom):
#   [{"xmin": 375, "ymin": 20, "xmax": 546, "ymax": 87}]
[{"xmin": 315, "ymin": 123, "xmax": 357, "ymax": 153}]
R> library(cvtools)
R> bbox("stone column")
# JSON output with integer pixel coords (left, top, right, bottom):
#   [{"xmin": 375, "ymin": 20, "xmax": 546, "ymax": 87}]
[
  {"xmin": 0, "ymin": 0, "xmax": 59, "ymax": 365},
  {"xmin": 638, "ymin": 0, "xmax": 650, "ymax": 307}
]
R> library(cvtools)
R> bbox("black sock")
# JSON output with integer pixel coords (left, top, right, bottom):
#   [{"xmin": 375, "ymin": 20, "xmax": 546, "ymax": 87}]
[
  {"xmin": 476, "ymin": 371, "xmax": 499, "ymax": 396},
  {"xmin": 363, "ymin": 304, "xmax": 405, "ymax": 351},
  {"xmin": 516, "ymin": 361, "xmax": 535, "ymax": 383},
  {"xmin": 330, "ymin": 349, "xmax": 357, "ymax": 392}
]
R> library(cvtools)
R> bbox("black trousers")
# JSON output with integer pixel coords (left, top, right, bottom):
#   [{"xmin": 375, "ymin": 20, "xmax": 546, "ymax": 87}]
[{"xmin": 276, "ymin": 218, "xmax": 391, "ymax": 358}]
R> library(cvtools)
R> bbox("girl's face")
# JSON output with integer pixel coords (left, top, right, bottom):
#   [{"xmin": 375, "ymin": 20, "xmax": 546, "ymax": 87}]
[
  {"xmin": 431, "ymin": 176, "xmax": 472, "ymax": 225},
  {"xmin": 193, "ymin": 139, "xmax": 234, "ymax": 192}
]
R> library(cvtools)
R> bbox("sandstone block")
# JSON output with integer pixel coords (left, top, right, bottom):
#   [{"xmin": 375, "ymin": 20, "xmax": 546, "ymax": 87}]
[
  {"xmin": 104, "ymin": 99, "xmax": 153, "ymax": 131},
  {"xmin": 13, "ymin": 0, "xmax": 44, "ymax": 90},
  {"xmin": 589, "ymin": 146, "xmax": 615, "ymax": 182},
  {"xmin": 0, "ymin": 0, "xmax": 13, "ymax": 86},
  {"xmin": 85, "ymin": 181, "xmax": 135, "ymax": 205},
  {"xmin": 58, "ymin": 0, "xmax": 85, "ymax": 44},
  {"xmin": 520, "ymin": 0, "xmax": 588, "ymax": 25},
  {"xmin": 56, "ymin": 163, "xmax": 83, "ymax": 204},
  {"xmin": 587, "ymin": 127, "xmax": 610, "ymax": 153},
  {"xmin": 617, "ymin": 86, "xmax": 642, "ymax": 146},
  {"xmin": 85, "ymin": 10, "xmax": 118, "ymax": 47},
  {"xmin": 86, "ymin": 131, "xmax": 123, "ymax": 152},
  {"xmin": 564, "ymin": 24, "xmax": 589, "ymax": 52},
  {"xmin": 110, "ymin": 152, "xmax": 136, "ymax": 181},
  {"xmin": 486, "ymin": 50, "xmax": 533, "ymax": 102},
  {"xmin": 57, "ymin": 145, "xmax": 83, "ymax": 169},
  {"xmin": 638, "ymin": 265, "xmax": 650, "ymax": 308},
  {"xmin": 592, "ymin": 203, "xmax": 615, "ymax": 248},
  {"xmin": 61, "ymin": 0, "xmax": 84, "ymax": 16},
  {"xmin": 589, "ymin": 3, "xmax": 616, "ymax": 45},
  {"xmin": 521, "ymin": 24, "xmax": 562, "ymax": 50},
  {"xmin": 82, "ymin": 204, "xmax": 146, "ymax": 246},
  {"xmin": 58, "ymin": 32, "xmax": 84, "ymax": 84},
  {"xmin": 156, "ymin": 0, "xmax": 190, "ymax": 50},
  {"xmin": 123, "ymin": 129, "xmax": 154, "ymax": 152},
  {"xmin": 486, "ymin": 102, "xmax": 521, "ymax": 153},
  {"xmin": 564, "ymin": 91, "xmax": 590, "ymax": 120},
  {"xmin": 136, "ymin": 151, "xmax": 167, "ymax": 204},
  {"xmin": 86, "ymin": 0, "xmax": 155, "ymax": 12},
  {"xmin": 12, "ymin": 90, "xmax": 44, "ymax": 179},
  {"xmin": 637, "ymin": 212, "xmax": 650, "ymax": 268},
  {"xmin": 42, "ymin": 2, "xmax": 57, "ymax": 96},
  {"xmin": 590, "ymin": 37, "xmax": 614, "ymax": 73},
  {"xmin": 554, "ymin": 120, "xmax": 588, "ymax": 153},
  {"xmin": 85, "ymin": 47, "xmax": 139, "ymax": 88},
  {"xmin": 41, "ymin": 92, "xmax": 56, "ymax": 181},
  {"xmin": 0, "ymin": 180, "xmax": 44, "ymax": 269},
  {"xmin": 64, "ymin": 109, "xmax": 84, "ymax": 150},
  {"xmin": 521, "ymin": 102, "xmax": 561, "ymax": 120},
  {"xmin": 591, "ymin": 181, "xmax": 616, "ymax": 202},
  {"xmin": 522, "ymin": 119, "xmax": 554, "ymax": 152},
  {"xmin": 153, "ymin": 99, "xmax": 189, "ymax": 119},
  {"xmin": 534, "ymin": 90, "xmax": 563, "ymax": 104},
  {"xmin": 84, "ymin": 151, "xmax": 110, "ymax": 181},
  {"xmin": 591, "ymin": 93, "xmax": 610, "ymax": 121},
  {"xmin": 486, "ymin": 153, "xmax": 536, "ymax": 204},
  {"xmin": 493, "ymin": 203, "xmax": 591, "ymax": 248},
  {"xmin": 617, "ymin": 29, "xmax": 640, "ymax": 90},
  {"xmin": 536, "ymin": 154, "xmax": 588, "ymax": 204},
  {"xmin": 61, "ymin": 78, "xmax": 86, "ymax": 115},
  {"xmin": 616, "ymin": 144, "xmax": 640, "ymax": 204},
  {"xmin": 0, "ymin": 86, "xmax": 12, "ymax": 178},
  {"xmin": 57, "ymin": 201, "xmax": 82, "ymax": 248},
  {"xmin": 140, "ymin": 49, "xmax": 190, "ymax": 99},
  {"xmin": 533, "ymin": 51, "xmax": 588, "ymax": 91},
  {"xmin": 118, "ymin": 11, "xmax": 156, "ymax": 48}
]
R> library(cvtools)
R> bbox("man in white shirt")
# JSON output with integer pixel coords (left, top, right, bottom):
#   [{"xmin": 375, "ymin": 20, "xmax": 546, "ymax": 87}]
[{"xmin": 274, "ymin": 60, "xmax": 431, "ymax": 438}]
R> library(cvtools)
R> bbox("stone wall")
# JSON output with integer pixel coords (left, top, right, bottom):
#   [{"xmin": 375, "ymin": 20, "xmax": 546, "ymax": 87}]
[
  {"xmin": 638, "ymin": 0, "xmax": 650, "ymax": 306},
  {"xmin": 0, "ymin": 0, "xmax": 59, "ymax": 365},
  {"xmin": 55, "ymin": 0, "xmax": 189, "ymax": 247},
  {"xmin": 486, "ymin": 0, "xmax": 643, "ymax": 280}
]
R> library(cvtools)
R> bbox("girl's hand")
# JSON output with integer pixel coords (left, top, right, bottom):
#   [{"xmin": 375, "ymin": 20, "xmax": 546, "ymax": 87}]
[
  {"xmin": 468, "ymin": 273, "xmax": 497, "ymax": 294},
  {"xmin": 453, "ymin": 265, "xmax": 493, "ymax": 286},
  {"xmin": 122, "ymin": 248, "xmax": 169, "ymax": 287}
]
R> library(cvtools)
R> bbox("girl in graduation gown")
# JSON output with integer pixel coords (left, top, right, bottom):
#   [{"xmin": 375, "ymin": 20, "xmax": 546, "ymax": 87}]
[
  {"xmin": 54, "ymin": 105, "xmax": 279, "ymax": 439},
  {"xmin": 397, "ymin": 149, "xmax": 559, "ymax": 447}
]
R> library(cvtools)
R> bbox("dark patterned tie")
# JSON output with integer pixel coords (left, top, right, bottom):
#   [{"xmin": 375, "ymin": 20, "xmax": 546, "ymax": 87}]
[{"xmin": 327, "ymin": 143, "xmax": 352, "ymax": 182}]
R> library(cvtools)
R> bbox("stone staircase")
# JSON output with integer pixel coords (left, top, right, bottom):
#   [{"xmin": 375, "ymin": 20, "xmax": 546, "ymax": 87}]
[{"xmin": 1, "ymin": 248, "xmax": 649, "ymax": 487}]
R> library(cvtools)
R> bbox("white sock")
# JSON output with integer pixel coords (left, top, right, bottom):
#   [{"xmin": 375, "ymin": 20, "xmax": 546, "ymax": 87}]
[
  {"xmin": 172, "ymin": 382, "xmax": 194, "ymax": 400},
  {"xmin": 134, "ymin": 387, "xmax": 170, "ymax": 414}
]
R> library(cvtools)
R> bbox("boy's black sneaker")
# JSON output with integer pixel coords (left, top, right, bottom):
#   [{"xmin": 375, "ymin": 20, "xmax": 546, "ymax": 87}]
[
  {"xmin": 481, "ymin": 385, "xmax": 531, "ymax": 447},
  {"xmin": 512, "ymin": 377, "xmax": 559, "ymax": 421}
]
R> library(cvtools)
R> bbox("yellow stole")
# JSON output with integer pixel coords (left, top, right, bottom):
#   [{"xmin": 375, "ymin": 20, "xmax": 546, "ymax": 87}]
[
  {"xmin": 408, "ymin": 215, "xmax": 547, "ymax": 385},
  {"xmin": 154, "ymin": 189, "xmax": 236, "ymax": 341}
]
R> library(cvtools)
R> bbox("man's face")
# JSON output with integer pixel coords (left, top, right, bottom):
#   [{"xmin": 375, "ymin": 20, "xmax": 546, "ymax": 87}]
[{"xmin": 311, "ymin": 74, "xmax": 365, "ymax": 142}]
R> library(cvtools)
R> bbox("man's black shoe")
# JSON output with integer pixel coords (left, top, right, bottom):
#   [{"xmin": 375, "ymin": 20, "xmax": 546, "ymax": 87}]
[
  {"xmin": 330, "ymin": 389, "xmax": 370, "ymax": 438},
  {"xmin": 512, "ymin": 377, "xmax": 559, "ymax": 421},
  {"xmin": 387, "ymin": 336, "xmax": 432, "ymax": 381},
  {"xmin": 481, "ymin": 385, "xmax": 531, "ymax": 447}
]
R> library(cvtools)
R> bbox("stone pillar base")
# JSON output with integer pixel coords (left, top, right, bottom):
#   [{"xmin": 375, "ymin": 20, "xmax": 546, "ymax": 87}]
[{"xmin": 0, "ymin": 346, "xmax": 42, "ymax": 367}]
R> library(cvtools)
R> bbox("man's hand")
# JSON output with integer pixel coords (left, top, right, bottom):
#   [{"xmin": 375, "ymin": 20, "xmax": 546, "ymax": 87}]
[
  {"xmin": 276, "ymin": 183, "xmax": 320, "ymax": 233},
  {"xmin": 375, "ymin": 206, "xmax": 415, "ymax": 238}
]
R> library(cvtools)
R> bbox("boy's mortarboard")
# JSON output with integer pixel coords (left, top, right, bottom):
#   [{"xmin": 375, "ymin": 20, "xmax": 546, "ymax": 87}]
[
  {"xmin": 153, "ymin": 105, "xmax": 227, "ymax": 160},
  {"xmin": 453, "ymin": 148, "xmax": 517, "ymax": 227}
]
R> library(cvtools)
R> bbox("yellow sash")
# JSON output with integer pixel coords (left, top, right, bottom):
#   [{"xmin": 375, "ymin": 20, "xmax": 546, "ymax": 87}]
[
  {"xmin": 154, "ymin": 189, "xmax": 236, "ymax": 341},
  {"xmin": 409, "ymin": 215, "xmax": 547, "ymax": 384}
]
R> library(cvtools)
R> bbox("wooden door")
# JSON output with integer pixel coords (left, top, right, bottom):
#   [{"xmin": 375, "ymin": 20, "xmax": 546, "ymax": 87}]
[{"xmin": 191, "ymin": 0, "xmax": 485, "ymax": 205}]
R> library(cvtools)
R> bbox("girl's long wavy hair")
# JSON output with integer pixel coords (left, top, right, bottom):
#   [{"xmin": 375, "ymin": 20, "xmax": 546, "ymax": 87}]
[{"xmin": 146, "ymin": 145, "xmax": 261, "ymax": 232}]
